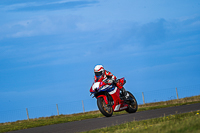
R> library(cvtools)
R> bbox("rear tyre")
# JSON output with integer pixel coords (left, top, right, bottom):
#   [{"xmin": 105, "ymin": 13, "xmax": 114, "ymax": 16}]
[
  {"xmin": 97, "ymin": 97, "xmax": 113, "ymax": 117},
  {"xmin": 125, "ymin": 91, "xmax": 138, "ymax": 113}
]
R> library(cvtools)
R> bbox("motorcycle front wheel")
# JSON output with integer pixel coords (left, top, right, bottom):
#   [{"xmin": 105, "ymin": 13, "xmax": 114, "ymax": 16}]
[
  {"xmin": 97, "ymin": 97, "xmax": 113, "ymax": 117},
  {"xmin": 125, "ymin": 91, "xmax": 138, "ymax": 113}
]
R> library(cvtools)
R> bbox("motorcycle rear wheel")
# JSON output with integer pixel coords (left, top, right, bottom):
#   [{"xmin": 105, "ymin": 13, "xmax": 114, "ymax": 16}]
[
  {"xmin": 97, "ymin": 97, "xmax": 113, "ymax": 117},
  {"xmin": 125, "ymin": 91, "xmax": 138, "ymax": 113}
]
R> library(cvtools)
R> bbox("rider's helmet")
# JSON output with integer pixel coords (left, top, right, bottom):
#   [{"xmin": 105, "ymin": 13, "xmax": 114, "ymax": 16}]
[{"xmin": 94, "ymin": 65, "xmax": 104, "ymax": 78}]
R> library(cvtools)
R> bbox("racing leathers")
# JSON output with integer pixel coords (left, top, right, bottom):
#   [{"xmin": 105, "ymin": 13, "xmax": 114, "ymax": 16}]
[
  {"xmin": 94, "ymin": 70, "xmax": 129, "ymax": 100},
  {"xmin": 94, "ymin": 70, "xmax": 116, "ymax": 84}
]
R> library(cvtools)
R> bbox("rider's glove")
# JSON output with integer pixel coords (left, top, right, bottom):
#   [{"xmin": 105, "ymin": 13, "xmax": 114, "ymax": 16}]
[
  {"xmin": 103, "ymin": 78, "xmax": 113, "ymax": 85},
  {"xmin": 113, "ymin": 79, "xmax": 118, "ymax": 84}
]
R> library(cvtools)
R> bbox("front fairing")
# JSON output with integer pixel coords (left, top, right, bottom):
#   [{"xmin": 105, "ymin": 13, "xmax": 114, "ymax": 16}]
[
  {"xmin": 90, "ymin": 82, "xmax": 99, "ymax": 93},
  {"xmin": 90, "ymin": 82, "xmax": 116, "ymax": 96},
  {"xmin": 90, "ymin": 81, "xmax": 129, "ymax": 112}
]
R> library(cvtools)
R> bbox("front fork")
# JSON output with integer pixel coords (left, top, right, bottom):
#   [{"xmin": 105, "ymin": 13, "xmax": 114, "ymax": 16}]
[{"xmin": 97, "ymin": 94, "xmax": 113, "ymax": 107}]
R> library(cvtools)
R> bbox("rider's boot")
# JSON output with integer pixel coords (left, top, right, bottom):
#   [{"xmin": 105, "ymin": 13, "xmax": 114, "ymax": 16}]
[
  {"xmin": 121, "ymin": 87, "xmax": 129, "ymax": 100},
  {"xmin": 121, "ymin": 87, "xmax": 134, "ymax": 102}
]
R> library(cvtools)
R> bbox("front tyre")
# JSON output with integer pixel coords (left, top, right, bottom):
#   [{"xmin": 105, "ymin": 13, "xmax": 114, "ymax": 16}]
[
  {"xmin": 97, "ymin": 97, "xmax": 113, "ymax": 117},
  {"xmin": 126, "ymin": 91, "xmax": 138, "ymax": 113}
]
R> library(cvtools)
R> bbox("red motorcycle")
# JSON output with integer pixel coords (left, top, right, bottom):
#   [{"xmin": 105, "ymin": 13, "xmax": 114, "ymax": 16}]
[{"xmin": 90, "ymin": 78, "xmax": 138, "ymax": 117}]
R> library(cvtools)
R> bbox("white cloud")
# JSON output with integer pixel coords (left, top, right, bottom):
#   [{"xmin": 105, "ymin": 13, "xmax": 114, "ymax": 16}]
[
  {"xmin": 10, "ymin": 30, "xmax": 35, "ymax": 38},
  {"xmin": 1, "ymin": 2, "xmax": 39, "ymax": 11},
  {"xmin": 48, "ymin": 0, "xmax": 85, "ymax": 4}
]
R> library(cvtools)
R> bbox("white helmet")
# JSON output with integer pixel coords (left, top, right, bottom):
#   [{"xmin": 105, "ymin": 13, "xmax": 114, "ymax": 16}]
[{"xmin": 94, "ymin": 65, "xmax": 104, "ymax": 78}]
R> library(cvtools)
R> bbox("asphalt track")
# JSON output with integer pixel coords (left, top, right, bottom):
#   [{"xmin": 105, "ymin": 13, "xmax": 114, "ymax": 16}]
[{"xmin": 9, "ymin": 103, "xmax": 200, "ymax": 133}]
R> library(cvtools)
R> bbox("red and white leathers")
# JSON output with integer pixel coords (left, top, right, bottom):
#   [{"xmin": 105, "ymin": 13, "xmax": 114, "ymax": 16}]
[
  {"xmin": 93, "ymin": 65, "xmax": 129, "ymax": 99},
  {"xmin": 94, "ymin": 70, "xmax": 117, "ymax": 85}
]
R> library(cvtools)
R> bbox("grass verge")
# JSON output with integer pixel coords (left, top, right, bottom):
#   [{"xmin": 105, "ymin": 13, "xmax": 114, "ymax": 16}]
[
  {"xmin": 83, "ymin": 110, "xmax": 200, "ymax": 133},
  {"xmin": 0, "ymin": 95, "xmax": 200, "ymax": 133}
]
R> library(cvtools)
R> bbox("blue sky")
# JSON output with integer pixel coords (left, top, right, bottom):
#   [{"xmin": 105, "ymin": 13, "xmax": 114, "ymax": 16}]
[{"xmin": 0, "ymin": 0, "xmax": 200, "ymax": 119}]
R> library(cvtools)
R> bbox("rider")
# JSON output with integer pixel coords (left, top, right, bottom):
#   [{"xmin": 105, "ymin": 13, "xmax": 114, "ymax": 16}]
[{"xmin": 94, "ymin": 65, "xmax": 129, "ymax": 100}]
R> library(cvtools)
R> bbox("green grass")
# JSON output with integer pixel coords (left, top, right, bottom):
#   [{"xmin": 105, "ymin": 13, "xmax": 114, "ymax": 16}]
[
  {"xmin": 83, "ymin": 110, "xmax": 200, "ymax": 133},
  {"xmin": 0, "ymin": 95, "xmax": 200, "ymax": 133}
]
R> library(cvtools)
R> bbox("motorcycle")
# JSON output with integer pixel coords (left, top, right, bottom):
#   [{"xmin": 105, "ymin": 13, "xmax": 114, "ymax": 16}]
[{"xmin": 90, "ymin": 77, "xmax": 138, "ymax": 117}]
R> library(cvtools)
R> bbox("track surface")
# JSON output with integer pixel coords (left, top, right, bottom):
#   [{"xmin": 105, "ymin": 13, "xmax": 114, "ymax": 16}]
[{"xmin": 9, "ymin": 103, "xmax": 200, "ymax": 133}]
